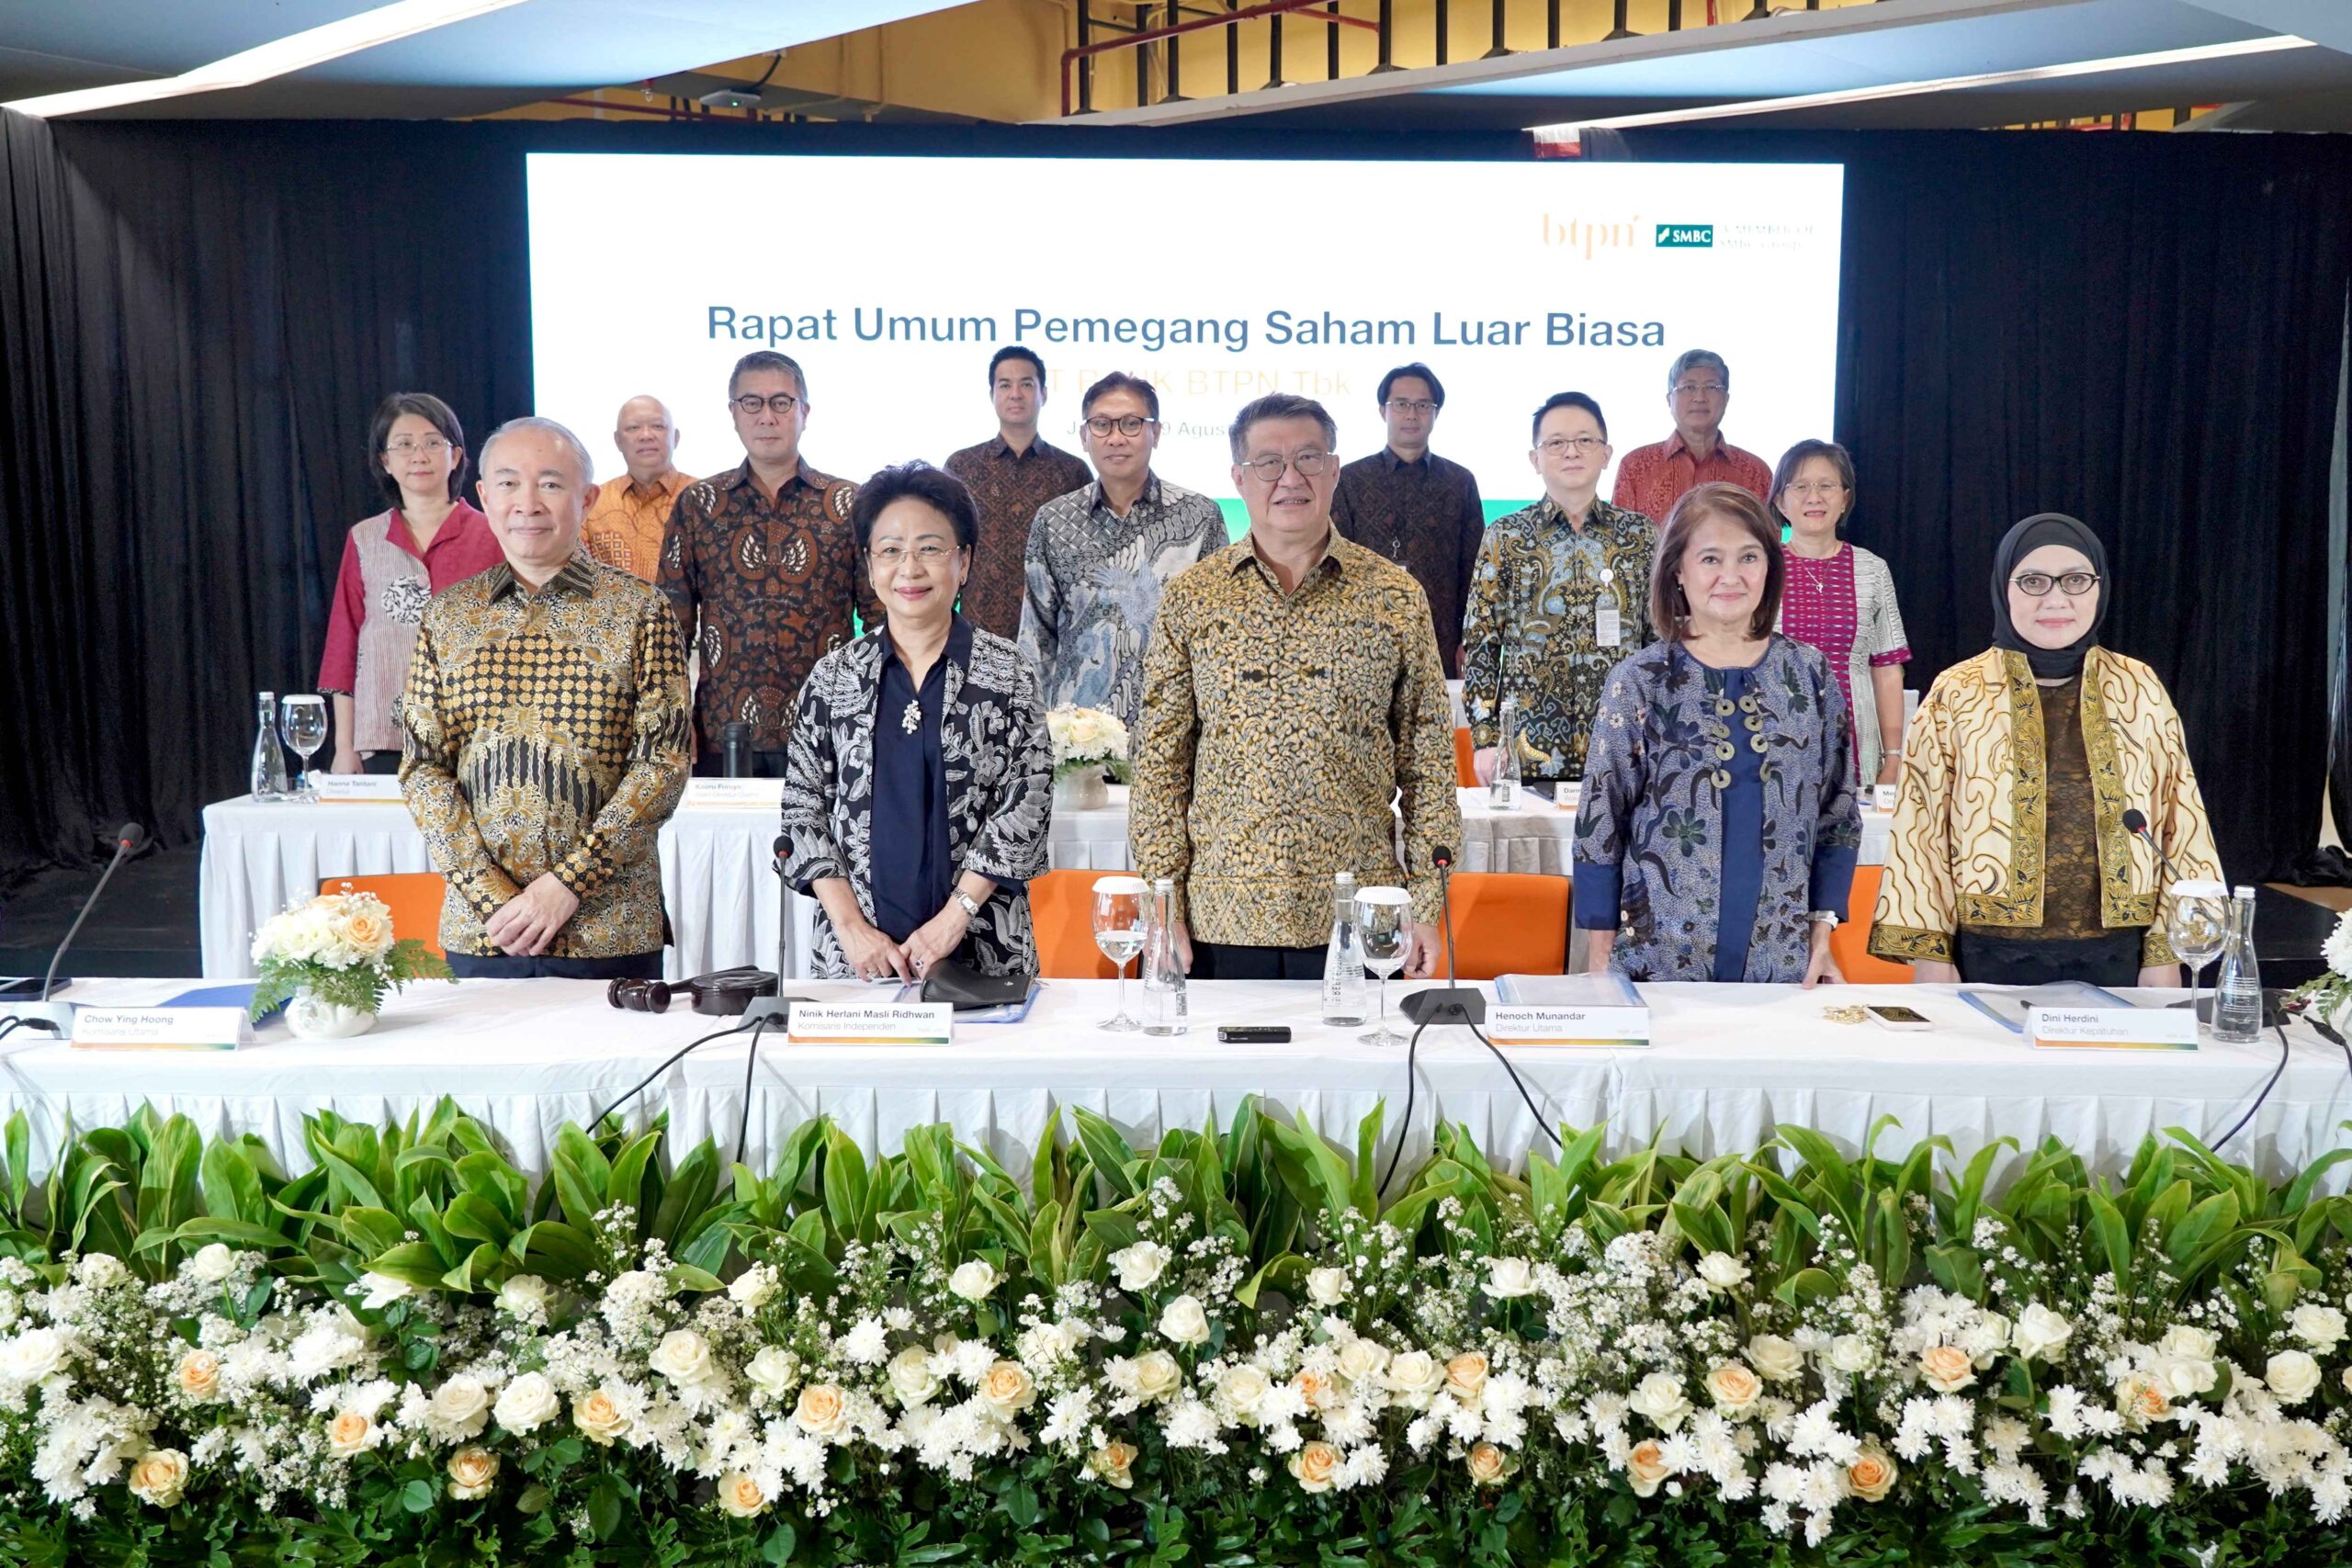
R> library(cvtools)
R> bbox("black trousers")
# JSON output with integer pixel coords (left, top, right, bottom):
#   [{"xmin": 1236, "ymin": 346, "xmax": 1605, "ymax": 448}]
[
  {"xmin": 358, "ymin": 751, "xmax": 401, "ymax": 775},
  {"xmin": 445, "ymin": 951, "xmax": 665, "ymax": 980},
  {"xmin": 694, "ymin": 750, "xmax": 790, "ymax": 779},
  {"xmin": 1193, "ymin": 941, "xmax": 1325, "ymax": 980},
  {"xmin": 1953, "ymin": 928, "xmax": 2144, "ymax": 988}
]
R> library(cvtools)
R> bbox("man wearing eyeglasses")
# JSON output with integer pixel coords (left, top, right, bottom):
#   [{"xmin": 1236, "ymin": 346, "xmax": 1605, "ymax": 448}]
[
  {"xmin": 944, "ymin": 347, "xmax": 1091, "ymax": 641},
  {"xmin": 1611, "ymin": 349, "xmax": 1772, "ymax": 525},
  {"xmin": 1331, "ymin": 363, "xmax": 1486, "ymax": 676},
  {"xmin": 1132, "ymin": 392, "xmax": 1460, "ymax": 980},
  {"xmin": 657, "ymin": 351, "xmax": 868, "ymax": 777},
  {"xmin": 1017, "ymin": 372, "xmax": 1226, "ymax": 735},
  {"xmin": 1463, "ymin": 392, "xmax": 1657, "ymax": 784}
]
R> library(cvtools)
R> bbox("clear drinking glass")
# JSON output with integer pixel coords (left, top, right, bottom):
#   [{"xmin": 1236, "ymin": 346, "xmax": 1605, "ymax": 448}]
[
  {"xmin": 2166, "ymin": 878, "xmax": 2231, "ymax": 1033},
  {"xmin": 279, "ymin": 695, "xmax": 329, "ymax": 799},
  {"xmin": 1354, "ymin": 886, "xmax": 1415, "ymax": 1046},
  {"xmin": 1092, "ymin": 875, "xmax": 1148, "ymax": 1032}
]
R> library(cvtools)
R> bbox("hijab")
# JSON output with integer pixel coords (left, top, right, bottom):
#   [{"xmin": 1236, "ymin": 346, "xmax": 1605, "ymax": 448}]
[{"xmin": 1990, "ymin": 513, "xmax": 2107, "ymax": 680}]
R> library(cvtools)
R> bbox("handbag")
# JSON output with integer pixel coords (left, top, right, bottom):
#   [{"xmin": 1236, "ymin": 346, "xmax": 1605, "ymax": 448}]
[{"xmin": 919, "ymin": 957, "xmax": 1032, "ymax": 1011}]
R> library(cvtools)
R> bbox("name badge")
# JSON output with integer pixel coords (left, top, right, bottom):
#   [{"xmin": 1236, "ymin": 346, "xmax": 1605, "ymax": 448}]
[
  {"xmin": 73, "ymin": 1008, "xmax": 251, "ymax": 1051},
  {"xmin": 2027, "ymin": 1007, "xmax": 2198, "ymax": 1052},
  {"xmin": 1871, "ymin": 784, "xmax": 1898, "ymax": 813},
  {"xmin": 1486, "ymin": 1003, "xmax": 1650, "ymax": 1048},
  {"xmin": 1595, "ymin": 604, "xmax": 1623, "ymax": 649},
  {"xmin": 312, "ymin": 775, "xmax": 405, "ymax": 803},
  {"xmin": 684, "ymin": 778, "xmax": 786, "ymax": 810},
  {"xmin": 786, "ymin": 1001, "xmax": 955, "ymax": 1047}
]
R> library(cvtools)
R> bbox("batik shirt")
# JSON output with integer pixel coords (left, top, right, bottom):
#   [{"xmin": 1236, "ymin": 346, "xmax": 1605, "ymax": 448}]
[
  {"xmin": 399, "ymin": 558, "xmax": 690, "ymax": 958},
  {"xmin": 1017, "ymin": 473, "xmax": 1227, "ymax": 734},
  {"xmin": 779, "ymin": 622, "xmax": 1053, "ymax": 979},
  {"xmin": 943, "ymin": 434, "xmax": 1091, "ymax": 639},
  {"xmin": 1461, "ymin": 496, "xmax": 1657, "ymax": 777}
]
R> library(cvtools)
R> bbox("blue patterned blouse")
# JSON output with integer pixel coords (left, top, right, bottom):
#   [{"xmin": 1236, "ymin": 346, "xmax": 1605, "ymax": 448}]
[{"xmin": 1571, "ymin": 636, "xmax": 1862, "ymax": 983}]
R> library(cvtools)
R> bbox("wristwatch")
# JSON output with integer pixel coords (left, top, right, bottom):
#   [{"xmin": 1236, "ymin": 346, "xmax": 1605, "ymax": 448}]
[{"xmin": 952, "ymin": 889, "xmax": 983, "ymax": 919}]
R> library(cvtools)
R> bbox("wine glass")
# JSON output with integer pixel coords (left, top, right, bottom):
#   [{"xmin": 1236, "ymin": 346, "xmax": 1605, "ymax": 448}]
[
  {"xmin": 2167, "ymin": 879, "xmax": 2230, "ymax": 1033},
  {"xmin": 1354, "ymin": 886, "xmax": 1415, "ymax": 1046},
  {"xmin": 279, "ymin": 695, "xmax": 329, "ymax": 800},
  {"xmin": 1092, "ymin": 875, "xmax": 1148, "ymax": 1032}
]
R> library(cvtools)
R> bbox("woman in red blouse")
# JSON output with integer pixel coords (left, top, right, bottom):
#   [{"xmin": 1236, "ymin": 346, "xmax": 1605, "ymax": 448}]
[
  {"xmin": 1770, "ymin": 440, "xmax": 1912, "ymax": 788},
  {"xmin": 320, "ymin": 393, "xmax": 503, "ymax": 773}
]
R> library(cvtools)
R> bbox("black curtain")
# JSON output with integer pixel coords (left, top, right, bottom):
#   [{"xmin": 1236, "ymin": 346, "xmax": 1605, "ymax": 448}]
[
  {"xmin": 0, "ymin": 114, "xmax": 531, "ymax": 889},
  {"xmin": 1623, "ymin": 129, "xmax": 2352, "ymax": 885}
]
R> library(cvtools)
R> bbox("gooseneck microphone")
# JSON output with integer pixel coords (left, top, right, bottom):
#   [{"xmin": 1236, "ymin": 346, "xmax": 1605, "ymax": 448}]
[
  {"xmin": 2, "ymin": 823, "xmax": 147, "ymax": 1040},
  {"xmin": 2121, "ymin": 808, "xmax": 2184, "ymax": 889},
  {"xmin": 1402, "ymin": 844, "xmax": 1486, "ymax": 1027}
]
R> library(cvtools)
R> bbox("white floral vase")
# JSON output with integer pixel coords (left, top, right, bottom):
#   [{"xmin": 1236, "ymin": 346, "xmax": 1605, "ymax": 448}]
[
  {"xmin": 285, "ymin": 991, "xmax": 377, "ymax": 1040},
  {"xmin": 1054, "ymin": 769, "xmax": 1110, "ymax": 812}
]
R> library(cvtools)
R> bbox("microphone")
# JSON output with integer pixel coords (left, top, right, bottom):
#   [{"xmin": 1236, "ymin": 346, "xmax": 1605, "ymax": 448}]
[
  {"xmin": 1401, "ymin": 844, "xmax": 1486, "ymax": 1027},
  {"xmin": 4, "ymin": 823, "xmax": 147, "ymax": 1039},
  {"xmin": 2122, "ymin": 808, "xmax": 2193, "ymax": 893}
]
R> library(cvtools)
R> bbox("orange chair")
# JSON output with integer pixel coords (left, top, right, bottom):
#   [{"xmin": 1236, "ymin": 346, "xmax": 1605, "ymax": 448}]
[
  {"xmin": 1833, "ymin": 865, "xmax": 1913, "ymax": 983},
  {"xmin": 1429, "ymin": 872, "xmax": 1570, "ymax": 980},
  {"xmin": 1027, "ymin": 868, "xmax": 1118, "ymax": 978},
  {"xmin": 1453, "ymin": 728, "xmax": 1478, "ymax": 788},
  {"xmin": 318, "ymin": 874, "xmax": 447, "ymax": 957}
]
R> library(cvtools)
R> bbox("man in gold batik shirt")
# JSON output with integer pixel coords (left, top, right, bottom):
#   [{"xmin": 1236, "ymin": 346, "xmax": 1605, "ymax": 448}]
[
  {"xmin": 1130, "ymin": 392, "xmax": 1462, "ymax": 980},
  {"xmin": 401, "ymin": 416, "xmax": 690, "ymax": 978}
]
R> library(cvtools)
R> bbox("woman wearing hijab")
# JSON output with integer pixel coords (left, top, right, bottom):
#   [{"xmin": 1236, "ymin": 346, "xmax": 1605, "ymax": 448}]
[{"xmin": 1870, "ymin": 513, "xmax": 2220, "ymax": 987}]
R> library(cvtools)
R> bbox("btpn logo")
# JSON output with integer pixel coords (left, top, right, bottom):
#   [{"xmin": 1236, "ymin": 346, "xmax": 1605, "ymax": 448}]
[{"xmin": 1656, "ymin": 222, "xmax": 1713, "ymax": 248}]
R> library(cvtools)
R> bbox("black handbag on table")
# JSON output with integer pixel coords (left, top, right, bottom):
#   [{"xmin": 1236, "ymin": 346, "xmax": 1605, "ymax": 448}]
[{"xmin": 919, "ymin": 957, "xmax": 1032, "ymax": 1011}]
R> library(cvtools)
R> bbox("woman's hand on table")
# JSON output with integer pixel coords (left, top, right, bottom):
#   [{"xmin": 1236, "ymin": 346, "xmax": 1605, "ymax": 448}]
[
  {"xmin": 838, "ymin": 919, "xmax": 912, "ymax": 984},
  {"xmin": 905, "ymin": 903, "xmax": 971, "ymax": 979},
  {"xmin": 1800, "ymin": 926, "xmax": 1844, "ymax": 990}
]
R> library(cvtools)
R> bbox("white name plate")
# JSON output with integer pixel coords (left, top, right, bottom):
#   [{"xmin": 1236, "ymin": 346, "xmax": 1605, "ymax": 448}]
[
  {"xmin": 684, "ymin": 778, "xmax": 786, "ymax": 810},
  {"xmin": 73, "ymin": 1008, "xmax": 251, "ymax": 1051},
  {"xmin": 2028, "ymin": 1007, "xmax": 2198, "ymax": 1053},
  {"xmin": 312, "ymin": 775, "xmax": 405, "ymax": 803},
  {"xmin": 1486, "ymin": 1003, "xmax": 1650, "ymax": 1048},
  {"xmin": 786, "ymin": 1002, "xmax": 954, "ymax": 1047},
  {"xmin": 1872, "ymin": 784, "xmax": 1899, "ymax": 813}
]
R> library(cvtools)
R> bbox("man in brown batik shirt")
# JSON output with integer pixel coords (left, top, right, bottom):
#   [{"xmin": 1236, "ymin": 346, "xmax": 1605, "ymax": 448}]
[
  {"xmin": 658, "ymin": 351, "xmax": 870, "ymax": 776},
  {"xmin": 944, "ymin": 346, "xmax": 1090, "ymax": 640},
  {"xmin": 1331, "ymin": 362, "xmax": 1486, "ymax": 676}
]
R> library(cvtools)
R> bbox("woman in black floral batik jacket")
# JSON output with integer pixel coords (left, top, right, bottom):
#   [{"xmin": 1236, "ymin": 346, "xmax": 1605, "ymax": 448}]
[{"xmin": 779, "ymin": 464, "xmax": 1052, "ymax": 983}]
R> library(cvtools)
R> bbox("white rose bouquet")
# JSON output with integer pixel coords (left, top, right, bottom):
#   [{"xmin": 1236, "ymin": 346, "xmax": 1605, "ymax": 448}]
[
  {"xmin": 247, "ymin": 890, "xmax": 452, "ymax": 1022},
  {"xmin": 2289, "ymin": 908, "xmax": 2352, "ymax": 1030},
  {"xmin": 1045, "ymin": 705, "xmax": 1131, "ymax": 784}
]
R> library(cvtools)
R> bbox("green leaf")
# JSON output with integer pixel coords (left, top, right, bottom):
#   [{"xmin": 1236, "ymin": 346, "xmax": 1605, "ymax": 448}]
[
  {"xmin": 587, "ymin": 1475, "xmax": 625, "ymax": 1541},
  {"xmin": 2085, "ymin": 1189, "xmax": 2133, "ymax": 1287},
  {"xmin": 1071, "ymin": 1109, "xmax": 1140, "ymax": 1203},
  {"xmin": 760, "ymin": 1521, "xmax": 798, "ymax": 1563},
  {"xmin": 2165, "ymin": 1189, "xmax": 2241, "ymax": 1269},
  {"xmin": 400, "ymin": 1479, "xmax": 435, "ymax": 1514}
]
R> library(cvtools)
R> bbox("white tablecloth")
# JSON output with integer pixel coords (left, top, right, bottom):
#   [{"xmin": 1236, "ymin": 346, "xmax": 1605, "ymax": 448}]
[
  {"xmin": 199, "ymin": 790, "xmax": 1887, "ymax": 980},
  {"xmin": 8, "ymin": 978, "xmax": 2342, "ymax": 1190}
]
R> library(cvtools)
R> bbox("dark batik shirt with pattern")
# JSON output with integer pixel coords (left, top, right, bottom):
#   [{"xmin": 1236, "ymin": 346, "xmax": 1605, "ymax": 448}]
[
  {"xmin": 399, "ymin": 558, "xmax": 690, "ymax": 958},
  {"xmin": 1462, "ymin": 496, "xmax": 1658, "ymax": 778},
  {"xmin": 780, "ymin": 620, "xmax": 1053, "ymax": 979},
  {"xmin": 1130, "ymin": 532, "xmax": 1463, "ymax": 948},
  {"xmin": 657, "ymin": 458, "xmax": 869, "ymax": 753},
  {"xmin": 943, "ymin": 434, "xmax": 1092, "ymax": 640},
  {"xmin": 1331, "ymin": 447, "xmax": 1486, "ymax": 674}
]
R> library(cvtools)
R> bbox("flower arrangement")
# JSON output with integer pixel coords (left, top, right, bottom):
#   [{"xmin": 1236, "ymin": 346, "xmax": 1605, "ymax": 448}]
[
  {"xmin": 1045, "ymin": 705, "xmax": 1131, "ymax": 783},
  {"xmin": 247, "ymin": 889, "xmax": 452, "ymax": 1024},
  {"xmin": 2290, "ymin": 908, "xmax": 2352, "ymax": 1031},
  {"xmin": 0, "ymin": 1101, "xmax": 2346, "ymax": 1567}
]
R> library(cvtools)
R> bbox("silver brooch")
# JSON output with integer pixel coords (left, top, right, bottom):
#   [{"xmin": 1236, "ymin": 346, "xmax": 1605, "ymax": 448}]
[{"xmin": 900, "ymin": 698, "xmax": 922, "ymax": 735}]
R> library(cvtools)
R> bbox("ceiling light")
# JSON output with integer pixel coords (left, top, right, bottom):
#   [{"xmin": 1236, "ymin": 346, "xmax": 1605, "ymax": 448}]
[
  {"xmin": 5, "ymin": 0, "xmax": 529, "ymax": 118},
  {"xmin": 1529, "ymin": 33, "xmax": 2314, "ymax": 147}
]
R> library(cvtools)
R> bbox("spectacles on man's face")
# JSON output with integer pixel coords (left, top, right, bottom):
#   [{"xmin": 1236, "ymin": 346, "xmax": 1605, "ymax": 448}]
[
  {"xmin": 732, "ymin": 392, "xmax": 801, "ymax": 417},
  {"xmin": 385, "ymin": 436, "xmax": 450, "ymax": 456},
  {"xmin": 1385, "ymin": 399, "xmax": 1438, "ymax": 416},
  {"xmin": 1239, "ymin": 450, "xmax": 1338, "ymax": 484},
  {"xmin": 2011, "ymin": 570, "xmax": 2099, "ymax": 598},
  {"xmin": 870, "ymin": 543, "xmax": 958, "ymax": 567},
  {"xmin": 1537, "ymin": 435, "xmax": 1607, "ymax": 458},
  {"xmin": 1672, "ymin": 380, "xmax": 1727, "ymax": 400},
  {"xmin": 1782, "ymin": 480, "xmax": 1847, "ymax": 500},
  {"xmin": 1085, "ymin": 414, "xmax": 1154, "ymax": 438}
]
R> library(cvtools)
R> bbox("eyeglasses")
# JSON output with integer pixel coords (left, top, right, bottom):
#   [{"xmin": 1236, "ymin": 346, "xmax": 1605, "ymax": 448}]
[
  {"xmin": 1781, "ymin": 480, "xmax": 1847, "ymax": 499},
  {"xmin": 1239, "ymin": 450, "xmax": 1338, "ymax": 483},
  {"xmin": 1671, "ymin": 380, "xmax": 1727, "ymax": 399},
  {"xmin": 2011, "ymin": 570, "xmax": 2100, "ymax": 598},
  {"xmin": 1084, "ymin": 414, "xmax": 1154, "ymax": 437},
  {"xmin": 870, "ymin": 543, "xmax": 958, "ymax": 567},
  {"xmin": 1385, "ymin": 399, "xmax": 1438, "ymax": 415},
  {"xmin": 732, "ymin": 392, "xmax": 801, "ymax": 416},
  {"xmin": 384, "ymin": 436, "xmax": 450, "ymax": 456},
  {"xmin": 1537, "ymin": 435, "xmax": 1607, "ymax": 457}
]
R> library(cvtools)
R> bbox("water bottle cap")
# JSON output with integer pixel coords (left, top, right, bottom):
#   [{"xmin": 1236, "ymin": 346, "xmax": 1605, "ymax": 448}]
[
  {"xmin": 2231, "ymin": 884, "xmax": 2256, "ymax": 898},
  {"xmin": 2168, "ymin": 879, "xmax": 2227, "ymax": 899}
]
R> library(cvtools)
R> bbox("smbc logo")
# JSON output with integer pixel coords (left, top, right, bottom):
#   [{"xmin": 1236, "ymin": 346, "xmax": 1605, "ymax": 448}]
[{"xmin": 1656, "ymin": 223, "xmax": 1713, "ymax": 247}]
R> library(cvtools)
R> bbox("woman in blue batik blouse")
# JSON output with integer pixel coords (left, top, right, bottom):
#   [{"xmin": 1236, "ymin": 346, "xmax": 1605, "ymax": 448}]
[
  {"xmin": 779, "ymin": 463, "xmax": 1053, "ymax": 983},
  {"xmin": 1571, "ymin": 482, "xmax": 1862, "ymax": 986}
]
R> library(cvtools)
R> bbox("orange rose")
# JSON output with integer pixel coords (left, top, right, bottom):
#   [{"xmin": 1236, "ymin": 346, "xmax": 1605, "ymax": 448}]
[
  {"xmin": 1088, "ymin": 1439, "xmax": 1138, "ymax": 1489},
  {"xmin": 718, "ymin": 1470, "xmax": 767, "ymax": 1517},
  {"xmin": 1847, "ymin": 1443, "xmax": 1897, "ymax": 1503},
  {"xmin": 1293, "ymin": 1370, "xmax": 1338, "ymax": 1412},
  {"xmin": 1704, "ymin": 1362, "xmax": 1763, "ymax": 1418},
  {"xmin": 447, "ymin": 1445, "xmax": 498, "ymax": 1500},
  {"xmin": 344, "ymin": 909, "xmax": 390, "ymax": 950},
  {"xmin": 175, "ymin": 1349, "xmax": 222, "ymax": 1403},
  {"xmin": 1444, "ymin": 1352, "xmax": 1489, "ymax": 1403},
  {"xmin": 327, "ymin": 1410, "xmax": 375, "ymax": 1456},
  {"xmin": 1288, "ymin": 1440, "xmax": 1341, "ymax": 1493},
  {"xmin": 573, "ymin": 1389, "xmax": 632, "ymax": 1446},
  {"xmin": 1918, "ymin": 1345, "xmax": 1975, "ymax": 1393},
  {"xmin": 1465, "ymin": 1442, "xmax": 1509, "ymax": 1486},
  {"xmin": 795, "ymin": 1382, "xmax": 849, "ymax": 1438},
  {"xmin": 1626, "ymin": 1438, "xmax": 1671, "ymax": 1498}
]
